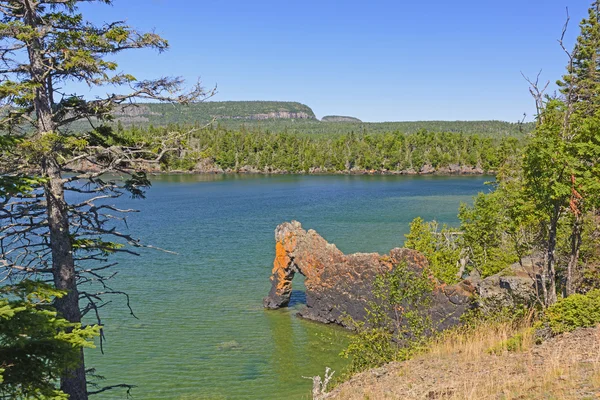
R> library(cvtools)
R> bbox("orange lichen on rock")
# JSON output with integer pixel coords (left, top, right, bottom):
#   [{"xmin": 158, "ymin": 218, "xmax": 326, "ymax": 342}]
[{"xmin": 272, "ymin": 241, "xmax": 292, "ymax": 293}]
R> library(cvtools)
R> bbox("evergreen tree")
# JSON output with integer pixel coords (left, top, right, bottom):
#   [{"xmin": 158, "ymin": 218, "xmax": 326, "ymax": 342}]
[
  {"xmin": 0, "ymin": 281, "xmax": 100, "ymax": 399},
  {"xmin": 558, "ymin": 1, "xmax": 600, "ymax": 116},
  {"xmin": 0, "ymin": 1, "xmax": 211, "ymax": 398}
]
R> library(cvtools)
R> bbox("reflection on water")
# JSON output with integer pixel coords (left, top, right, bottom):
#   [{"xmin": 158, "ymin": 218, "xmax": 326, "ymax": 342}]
[
  {"xmin": 84, "ymin": 174, "xmax": 489, "ymax": 399},
  {"xmin": 288, "ymin": 290, "xmax": 307, "ymax": 308}
]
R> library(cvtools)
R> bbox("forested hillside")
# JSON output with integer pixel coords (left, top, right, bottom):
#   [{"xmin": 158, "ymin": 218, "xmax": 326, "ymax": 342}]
[{"xmin": 66, "ymin": 101, "xmax": 316, "ymax": 131}]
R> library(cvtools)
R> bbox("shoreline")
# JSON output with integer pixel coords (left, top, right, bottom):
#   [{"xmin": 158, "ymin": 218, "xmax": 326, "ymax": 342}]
[
  {"xmin": 71, "ymin": 159, "xmax": 494, "ymax": 177},
  {"xmin": 161, "ymin": 166, "xmax": 493, "ymax": 176}
]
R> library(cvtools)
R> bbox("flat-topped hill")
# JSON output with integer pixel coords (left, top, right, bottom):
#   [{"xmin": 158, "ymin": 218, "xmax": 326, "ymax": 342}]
[
  {"xmin": 321, "ymin": 115, "xmax": 362, "ymax": 123},
  {"xmin": 111, "ymin": 101, "xmax": 316, "ymax": 125}
]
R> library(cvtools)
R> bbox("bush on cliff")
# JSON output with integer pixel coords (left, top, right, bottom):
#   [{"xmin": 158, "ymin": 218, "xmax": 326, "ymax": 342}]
[
  {"xmin": 340, "ymin": 262, "xmax": 434, "ymax": 374},
  {"xmin": 404, "ymin": 218, "xmax": 462, "ymax": 284},
  {"xmin": 458, "ymin": 184, "xmax": 527, "ymax": 278}
]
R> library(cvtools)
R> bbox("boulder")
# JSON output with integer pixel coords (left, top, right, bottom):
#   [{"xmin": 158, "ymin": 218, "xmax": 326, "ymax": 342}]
[{"xmin": 473, "ymin": 258, "xmax": 540, "ymax": 311}]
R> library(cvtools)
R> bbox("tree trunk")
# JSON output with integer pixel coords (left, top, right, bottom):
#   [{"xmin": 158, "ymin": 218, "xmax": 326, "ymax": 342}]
[
  {"xmin": 566, "ymin": 216, "xmax": 582, "ymax": 297},
  {"xmin": 23, "ymin": 2, "xmax": 88, "ymax": 397},
  {"xmin": 545, "ymin": 208, "xmax": 560, "ymax": 306},
  {"xmin": 43, "ymin": 156, "xmax": 88, "ymax": 400},
  {"xmin": 23, "ymin": 0, "xmax": 54, "ymax": 134}
]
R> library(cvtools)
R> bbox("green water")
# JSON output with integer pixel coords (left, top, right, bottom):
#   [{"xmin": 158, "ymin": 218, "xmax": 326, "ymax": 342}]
[{"xmin": 85, "ymin": 174, "xmax": 491, "ymax": 399}]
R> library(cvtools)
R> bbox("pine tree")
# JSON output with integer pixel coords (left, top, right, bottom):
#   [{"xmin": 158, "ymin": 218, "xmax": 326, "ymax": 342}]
[
  {"xmin": 558, "ymin": 1, "xmax": 600, "ymax": 116},
  {"xmin": 0, "ymin": 281, "xmax": 100, "ymax": 398}
]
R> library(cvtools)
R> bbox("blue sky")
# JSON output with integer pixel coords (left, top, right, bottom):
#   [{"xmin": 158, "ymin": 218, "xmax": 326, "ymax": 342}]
[{"xmin": 76, "ymin": 0, "xmax": 590, "ymax": 122}]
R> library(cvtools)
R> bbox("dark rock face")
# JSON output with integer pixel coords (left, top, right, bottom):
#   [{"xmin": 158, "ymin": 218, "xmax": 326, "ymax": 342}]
[
  {"xmin": 216, "ymin": 111, "xmax": 314, "ymax": 120},
  {"xmin": 263, "ymin": 221, "xmax": 474, "ymax": 330}
]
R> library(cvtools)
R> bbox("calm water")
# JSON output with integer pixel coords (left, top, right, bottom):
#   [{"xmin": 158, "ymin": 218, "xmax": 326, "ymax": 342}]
[{"xmin": 85, "ymin": 174, "xmax": 491, "ymax": 399}]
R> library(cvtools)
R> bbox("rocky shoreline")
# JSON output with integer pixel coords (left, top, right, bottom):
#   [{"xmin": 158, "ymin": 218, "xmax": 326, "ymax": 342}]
[
  {"xmin": 192, "ymin": 159, "xmax": 488, "ymax": 176},
  {"xmin": 69, "ymin": 157, "xmax": 490, "ymax": 176}
]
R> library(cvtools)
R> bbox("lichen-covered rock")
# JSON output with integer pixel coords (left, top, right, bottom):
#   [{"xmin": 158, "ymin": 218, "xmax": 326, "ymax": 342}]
[
  {"xmin": 473, "ymin": 259, "xmax": 540, "ymax": 312},
  {"xmin": 263, "ymin": 221, "xmax": 474, "ymax": 330}
]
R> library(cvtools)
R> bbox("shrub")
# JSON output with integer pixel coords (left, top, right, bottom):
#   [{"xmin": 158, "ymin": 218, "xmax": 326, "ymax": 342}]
[
  {"xmin": 544, "ymin": 289, "xmax": 600, "ymax": 334},
  {"xmin": 404, "ymin": 217, "xmax": 462, "ymax": 284},
  {"xmin": 0, "ymin": 281, "xmax": 100, "ymax": 398},
  {"xmin": 487, "ymin": 328, "xmax": 534, "ymax": 355}
]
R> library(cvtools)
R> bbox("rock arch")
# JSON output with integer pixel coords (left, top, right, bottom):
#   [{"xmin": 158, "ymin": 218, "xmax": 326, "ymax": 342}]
[{"xmin": 263, "ymin": 221, "xmax": 475, "ymax": 329}]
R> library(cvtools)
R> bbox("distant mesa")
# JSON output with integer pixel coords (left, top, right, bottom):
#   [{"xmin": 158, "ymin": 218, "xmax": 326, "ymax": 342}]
[
  {"xmin": 112, "ymin": 101, "xmax": 317, "ymax": 125},
  {"xmin": 321, "ymin": 115, "xmax": 362, "ymax": 123}
]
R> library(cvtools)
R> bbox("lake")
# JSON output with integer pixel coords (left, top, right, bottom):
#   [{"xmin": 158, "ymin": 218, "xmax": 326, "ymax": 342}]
[{"xmin": 85, "ymin": 174, "xmax": 491, "ymax": 399}]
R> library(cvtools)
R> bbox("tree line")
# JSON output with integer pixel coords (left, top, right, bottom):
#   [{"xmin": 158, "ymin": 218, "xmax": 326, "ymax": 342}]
[{"xmin": 117, "ymin": 124, "xmax": 523, "ymax": 173}]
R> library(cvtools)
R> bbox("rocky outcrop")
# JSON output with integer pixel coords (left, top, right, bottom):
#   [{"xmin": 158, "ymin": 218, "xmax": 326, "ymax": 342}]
[
  {"xmin": 419, "ymin": 164, "xmax": 436, "ymax": 174},
  {"xmin": 215, "ymin": 111, "xmax": 314, "ymax": 121},
  {"xmin": 263, "ymin": 221, "xmax": 473, "ymax": 330},
  {"xmin": 417, "ymin": 164, "xmax": 485, "ymax": 175},
  {"xmin": 264, "ymin": 221, "xmax": 539, "ymax": 331}
]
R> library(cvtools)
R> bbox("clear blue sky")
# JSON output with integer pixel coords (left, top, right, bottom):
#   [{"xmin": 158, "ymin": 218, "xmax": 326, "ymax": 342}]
[{"xmin": 77, "ymin": 0, "xmax": 590, "ymax": 122}]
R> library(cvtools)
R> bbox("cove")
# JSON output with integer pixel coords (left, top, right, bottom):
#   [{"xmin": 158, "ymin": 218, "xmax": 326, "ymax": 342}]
[{"xmin": 84, "ymin": 174, "xmax": 491, "ymax": 399}]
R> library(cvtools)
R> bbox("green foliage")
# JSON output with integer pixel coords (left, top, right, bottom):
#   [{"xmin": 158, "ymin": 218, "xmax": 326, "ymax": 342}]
[
  {"xmin": 339, "ymin": 324, "xmax": 399, "ymax": 375},
  {"xmin": 521, "ymin": 1, "xmax": 600, "ymax": 304},
  {"xmin": 136, "ymin": 125, "xmax": 523, "ymax": 173},
  {"xmin": 557, "ymin": 2, "xmax": 600, "ymax": 115},
  {"xmin": 523, "ymin": 100, "xmax": 576, "ymax": 218},
  {"xmin": 457, "ymin": 177, "xmax": 536, "ymax": 278},
  {"xmin": 0, "ymin": 175, "xmax": 47, "ymax": 197},
  {"xmin": 544, "ymin": 289, "xmax": 600, "ymax": 334},
  {"xmin": 340, "ymin": 262, "xmax": 434, "ymax": 374},
  {"xmin": 404, "ymin": 217, "xmax": 462, "ymax": 284},
  {"xmin": 578, "ymin": 215, "xmax": 600, "ymax": 292},
  {"xmin": 0, "ymin": 281, "xmax": 100, "ymax": 399}
]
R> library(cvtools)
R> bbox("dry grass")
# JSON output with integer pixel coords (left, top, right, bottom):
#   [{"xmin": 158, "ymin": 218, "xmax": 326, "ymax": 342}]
[
  {"xmin": 326, "ymin": 322, "xmax": 600, "ymax": 400},
  {"xmin": 427, "ymin": 318, "xmax": 534, "ymax": 361}
]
